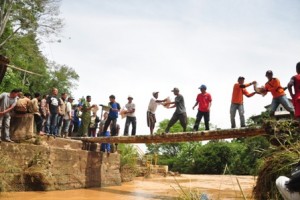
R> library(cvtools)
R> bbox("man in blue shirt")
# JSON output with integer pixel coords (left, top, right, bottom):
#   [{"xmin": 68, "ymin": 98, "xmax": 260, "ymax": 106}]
[{"xmin": 101, "ymin": 95, "xmax": 120, "ymax": 136}]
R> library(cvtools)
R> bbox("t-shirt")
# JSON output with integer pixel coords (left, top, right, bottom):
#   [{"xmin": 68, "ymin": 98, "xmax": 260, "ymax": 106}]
[
  {"xmin": 174, "ymin": 94, "xmax": 186, "ymax": 114},
  {"xmin": 125, "ymin": 102, "xmax": 135, "ymax": 117},
  {"xmin": 108, "ymin": 102, "xmax": 121, "ymax": 119},
  {"xmin": 0, "ymin": 92, "xmax": 18, "ymax": 113},
  {"xmin": 59, "ymin": 98, "xmax": 66, "ymax": 116},
  {"xmin": 196, "ymin": 92, "xmax": 212, "ymax": 112},
  {"xmin": 31, "ymin": 98, "xmax": 40, "ymax": 114},
  {"xmin": 265, "ymin": 78, "xmax": 285, "ymax": 98},
  {"xmin": 231, "ymin": 83, "xmax": 251, "ymax": 104},
  {"xmin": 15, "ymin": 97, "xmax": 31, "ymax": 113},
  {"xmin": 64, "ymin": 101, "xmax": 72, "ymax": 120},
  {"xmin": 47, "ymin": 95, "xmax": 60, "ymax": 114},
  {"xmin": 148, "ymin": 97, "xmax": 159, "ymax": 114}
]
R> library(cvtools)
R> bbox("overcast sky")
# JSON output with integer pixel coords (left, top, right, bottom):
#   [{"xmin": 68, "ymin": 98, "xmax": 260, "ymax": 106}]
[{"xmin": 41, "ymin": 0, "xmax": 300, "ymax": 136}]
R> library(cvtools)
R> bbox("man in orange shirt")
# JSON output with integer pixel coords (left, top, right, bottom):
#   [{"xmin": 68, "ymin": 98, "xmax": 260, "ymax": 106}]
[
  {"xmin": 264, "ymin": 70, "xmax": 294, "ymax": 118},
  {"xmin": 230, "ymin": 76, "xmax": 256, "ymax": 128}
]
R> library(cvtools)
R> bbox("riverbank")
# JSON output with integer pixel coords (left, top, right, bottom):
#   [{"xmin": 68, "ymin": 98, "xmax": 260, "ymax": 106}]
[{"xmin": 1, "ymin": 174, "xmax": 256, "ymax": 200}]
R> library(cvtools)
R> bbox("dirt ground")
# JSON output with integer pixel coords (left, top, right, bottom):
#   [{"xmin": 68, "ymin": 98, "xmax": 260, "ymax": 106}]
[{"xmin": 1, "ymin": 174, "xmax": 256, "ymax": 200}]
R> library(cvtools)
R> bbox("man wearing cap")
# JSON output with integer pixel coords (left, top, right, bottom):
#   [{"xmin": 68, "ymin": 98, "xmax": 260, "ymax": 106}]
[
  {"xmin": 288, "ymin": 62, "xmax": 300, "ymax": 120},
  {"xmin": 124, "ymin": 95, "xmax": 136, "ymax": 136},
  {"xmin": 192, "ymin": 84, "xmax": 212, "ymax": 131},
  {"xmin": 230, "ymin": 77, "xmax": 256, "ymax": 128},
  {"xmin": 264, "ymin": 70, "xmax": 294, "ymax": 118},
  {"xmin": 102, "ymin": 95, "xmax": 121, "ymax": 136},
  {"xmin": 147, "ymin": 91, "xmax": 165, "ymax": 135},
  {"xmin": 164, "ymin": 87, "xmax": 187, "ymax": 133},
  {"xmin": 62, "ymin": 96, "xmax": 74, "ymax": 138}
]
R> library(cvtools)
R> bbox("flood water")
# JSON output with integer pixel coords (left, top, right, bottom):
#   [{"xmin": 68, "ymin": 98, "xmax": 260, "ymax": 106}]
[{"xmin": 0, "ymin": 175, "xmax": 256, "ymax": 200}]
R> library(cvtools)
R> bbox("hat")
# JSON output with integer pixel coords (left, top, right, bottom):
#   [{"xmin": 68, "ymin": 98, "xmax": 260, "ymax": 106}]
[
  {"xmin": 266, "ymin": 70, "xmax": 273, "ymax": 76},
  {"xmin": 109, "ymin": 95, "xmax": 115, "ymax": 99},
  {"xmin": 199, "ymin": 84, "xmax": 207, "ymax": 90},
  {"xmin": 238, "ymin": 76, "xmax": 245, "ymax": 80},
  {"xmin": 152, "ymin": 91, "xmax": 159, "ymax": 95},
  {"xmin": 128, "ymin": 95, "xmax": 133, "ymax": 99},
  {"xmin": 171, "ymin": 87, "xmax": 179, "ymax": 92},
  {"xmin": 68, "ymin": 97, "xmax": 75, "ymax": 100}
]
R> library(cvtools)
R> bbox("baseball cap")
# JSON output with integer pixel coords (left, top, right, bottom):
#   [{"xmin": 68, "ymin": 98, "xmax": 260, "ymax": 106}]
[
  {"xmin": 152, "ymin": 91, "xmax": 159, "ymax": 95},
  {"xmin": 171, "ymin": 87, "xmax": 179, "ymax": 92},
  {"xmin": 109, "ymin": 95, "xmax": 115, "ymax": 99},
  {"xmin": 238, "ymin": 76, "xmax": 245, "ymax": 80},
  {"xmin": 266, "ymin": 70, "xmax": 273, "ymax": 76},
  {"xmin": 199, "ymin": 84, "xmax": 207, "ymax": 90}
]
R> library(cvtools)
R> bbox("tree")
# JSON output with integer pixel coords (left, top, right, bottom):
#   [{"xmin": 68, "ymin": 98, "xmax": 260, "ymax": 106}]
[
  {"xmin": 46, "ymin": 61, "xmax": 79, "ymax": 94},
  {"xmin": 0, "ymin": 0, "xmax": 63, "ymax": 48}
]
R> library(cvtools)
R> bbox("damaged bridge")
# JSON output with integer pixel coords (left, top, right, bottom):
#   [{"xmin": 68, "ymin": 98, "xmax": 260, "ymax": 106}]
[{"xmin": 73, "ymin": 127, "xmax": 266, "ymax": 144}]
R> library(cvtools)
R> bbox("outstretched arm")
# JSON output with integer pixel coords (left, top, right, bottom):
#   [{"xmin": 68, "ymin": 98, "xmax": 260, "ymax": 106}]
[{"xmin": 288, "ymin": 77, "xmax": 295, "ymax": 99}]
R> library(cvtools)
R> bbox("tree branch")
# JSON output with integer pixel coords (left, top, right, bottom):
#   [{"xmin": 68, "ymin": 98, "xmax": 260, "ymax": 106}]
[{"xmin": 0, "ymin": 26, "xmax": 21, "ymax": 48}]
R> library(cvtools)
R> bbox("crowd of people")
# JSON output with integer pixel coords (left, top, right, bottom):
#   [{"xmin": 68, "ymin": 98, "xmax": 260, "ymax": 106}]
[
  {"xmin": 0, "ymin": 62, "xmax": 300, "ymax": 145},
  {"xmin": 1, "ymin": 63, "xmax": 300, "ymax": 196}
]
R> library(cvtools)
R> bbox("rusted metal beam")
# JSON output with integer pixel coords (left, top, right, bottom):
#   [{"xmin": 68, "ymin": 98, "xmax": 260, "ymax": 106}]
[{"xmin": 72, "ymin": 127, "xmax": 266, "ymax": 144}]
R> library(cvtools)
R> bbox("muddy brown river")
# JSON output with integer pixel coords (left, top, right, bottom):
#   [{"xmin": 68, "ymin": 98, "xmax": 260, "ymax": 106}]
[{"xmin": 0, "ymin": 175, "xmax": 256, "ymax": 200}]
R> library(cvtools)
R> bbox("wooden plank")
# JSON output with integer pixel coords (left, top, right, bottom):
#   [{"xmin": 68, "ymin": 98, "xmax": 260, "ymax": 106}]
[{"xmin": 72, "ymin": 127, "xmax": 266, "ymax": 144}]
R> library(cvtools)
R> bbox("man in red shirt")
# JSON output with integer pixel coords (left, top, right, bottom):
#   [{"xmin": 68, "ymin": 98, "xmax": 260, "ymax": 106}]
[
  {"xmin": 288, "ymin": 62, "xmax": 300, "ymax": 120},
  {"xmin": 230, "ymin": 77, "xmax": 256, "ymax": 128},
  {"xmin": 264, "ymin": 70, "xmax": 294, "ymax": 118},
  {"xmin": 192, "ymin": 84, "xmax": 212, "ymax": 131}
]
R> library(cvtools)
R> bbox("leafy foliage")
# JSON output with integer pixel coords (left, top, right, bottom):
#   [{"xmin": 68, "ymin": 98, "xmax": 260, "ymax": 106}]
[
  {"xmin": 0, "ymin": 0, "xmax": 78, "ymax": 95},
  {"xmin": 147, "ymin": 117, "xmax": 270, "ymax": 175}
]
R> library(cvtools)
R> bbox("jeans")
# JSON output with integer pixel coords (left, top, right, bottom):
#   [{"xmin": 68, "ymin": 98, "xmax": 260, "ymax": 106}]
[
  {"xmin": 34, "ymin": 114, "xmax": 43, "ymax": 133},
  {"xmin": 0, "ymin": 114, "xmax": 11, "ymax": 140},
  {"xmin": 230, "ymin": 103, "xmax": 245, "ymax": 128},
  {"xmin": 124, "ymin": 116, "xmax": 136, "ymax": 136},
  {"xmin": 62, "ymin": 119, "xmax": 71, "ymax": 135},
  {"xmin": 193, "ymin": 111, "xmax": 210, "ymax": 131},
  {"xmin": 100, "ymin": 131, "xmax": 111, "ymax": 153},
  {"xmin": 49, "ymin": 113, "xmax": 58, "ymax": 136},
  {"xmin": 270, "ymin": 95, "xmax": 294, "ymax": 116}
]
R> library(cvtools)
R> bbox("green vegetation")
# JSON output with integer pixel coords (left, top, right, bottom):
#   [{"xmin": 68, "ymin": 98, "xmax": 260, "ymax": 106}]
[
  {"xmin": 0, "ymin": 0, "xmax": 79, "ymax": 95},
  {"xmin": 118, "ymin": 144, "xmax": 139, "ymax": 182},
  {"xmin": 253, "ymin": 119, "xmax": 300, "ymax": 200},
  {"xmin": 147, "ymin": 118, "xmax": 269, "ymax": 175}
]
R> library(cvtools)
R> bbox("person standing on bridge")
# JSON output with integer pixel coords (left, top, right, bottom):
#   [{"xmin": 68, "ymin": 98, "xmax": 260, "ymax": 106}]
[
  {"xmin": 192, "ymin": 84, "xmax": 212, "ymax": 131},
  {"xmin": 124, "ymin": 95, "xmax": 136, "ymax": 136},
  {"xmin": 288, "ymin": 62, "xmax": 300, "ymax": 120},
  {"xmin": 263, "ymin": 70, "xmax": 294, "ymax": 118},
  {"xmin": 147, "ymin": 91, "xmax": 166, "ymax": 135},
  {"xmin": 164, "ymin": 87, "xmax": 187, "ymax": 134},
  {"xmin": 230, "ymin": 76, "xmax": 256, "ymax": 128},
  {"xmin": 102, "ymin": 95, "xmax": 121, "ymax": 135}
]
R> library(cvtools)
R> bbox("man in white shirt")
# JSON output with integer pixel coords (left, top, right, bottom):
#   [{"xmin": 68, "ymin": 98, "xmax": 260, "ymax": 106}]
[
  {"xmin": 147, "ymin": 91, "xmax": 165, "ymax": 135},
  {"xmin": 62, "ymin": 97, "xmax": 74, "ymax": 138},
  {"xmin": 124, "ymin": 95, "xmax": 136, "ymax": 136},
  {"xmin": 0, "ymin": 89, "xmax": 21, "ymax": 142}
]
